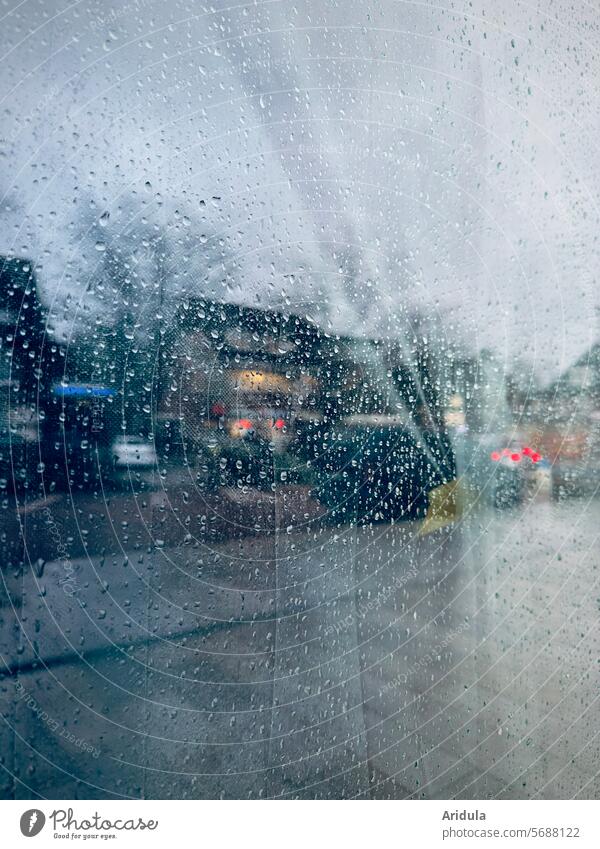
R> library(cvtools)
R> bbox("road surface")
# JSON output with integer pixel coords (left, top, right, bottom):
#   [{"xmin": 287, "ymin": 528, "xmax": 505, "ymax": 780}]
[{"xmin": 1, "ymin": 490, "xmax": 599, "ymax": 799}]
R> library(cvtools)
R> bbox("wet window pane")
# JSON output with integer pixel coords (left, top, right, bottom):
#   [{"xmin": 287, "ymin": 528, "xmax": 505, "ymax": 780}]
[{"xmin": 1, "ymin": 0, "xmax": 599, "ymax": 801}]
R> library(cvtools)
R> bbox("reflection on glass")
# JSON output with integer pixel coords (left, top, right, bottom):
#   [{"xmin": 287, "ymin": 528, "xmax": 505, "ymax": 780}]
[{"xmin": 0, "ymin": 0, "xmax": 599, "ymax": 803}]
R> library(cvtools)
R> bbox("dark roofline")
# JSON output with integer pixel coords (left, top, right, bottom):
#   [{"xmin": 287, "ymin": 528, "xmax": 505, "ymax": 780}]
[
  {"xmin": 0, "ymin": 255, "xmax": 37, "ymax": 294},
  {"xmin": 174, "ymin": 296, "xmax": 437, "ymax": 352}
]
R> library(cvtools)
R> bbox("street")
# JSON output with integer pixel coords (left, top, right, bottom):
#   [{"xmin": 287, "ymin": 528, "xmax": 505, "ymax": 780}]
[{"xmin": 1, "ymin": 487, "xmax": 598, "ymax": 799}]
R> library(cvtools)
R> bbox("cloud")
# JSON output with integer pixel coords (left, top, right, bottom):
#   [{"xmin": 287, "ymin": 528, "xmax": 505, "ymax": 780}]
[{"xmin": 1, "ymin": 0, "xmax": 598, "ymax": 379}]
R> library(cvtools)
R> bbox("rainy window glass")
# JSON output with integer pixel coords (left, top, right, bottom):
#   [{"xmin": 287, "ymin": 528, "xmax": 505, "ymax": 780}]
[{"xmin": 0, "ymin": 0, "xmax": 599, "ymax": 804}]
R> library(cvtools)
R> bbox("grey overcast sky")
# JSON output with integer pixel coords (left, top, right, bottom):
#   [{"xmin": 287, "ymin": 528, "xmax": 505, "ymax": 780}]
[{"xmin": 1, "ymin": 0, "xmax": 599, "ymax": 380}]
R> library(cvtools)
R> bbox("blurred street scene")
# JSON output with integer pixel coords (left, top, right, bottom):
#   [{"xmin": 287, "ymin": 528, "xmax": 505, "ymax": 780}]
[
  {"xmin": 2, "ymin": 0, "xmax": 600, "ymax": 803},
  {"xmin": 1, "ymin": 256, "xmax": 599, "ymax": 799}
]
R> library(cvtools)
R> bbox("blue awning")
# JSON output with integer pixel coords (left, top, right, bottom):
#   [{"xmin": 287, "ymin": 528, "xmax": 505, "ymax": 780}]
[{"xmin": 52, "ymin": 384, "xmax": 116, "ymax": 398}]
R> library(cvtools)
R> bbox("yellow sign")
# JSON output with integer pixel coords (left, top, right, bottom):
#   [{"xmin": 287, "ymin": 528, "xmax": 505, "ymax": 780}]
[{"xmin": 419, "ymin": 478, "xmax": 470, "ymax": 536}]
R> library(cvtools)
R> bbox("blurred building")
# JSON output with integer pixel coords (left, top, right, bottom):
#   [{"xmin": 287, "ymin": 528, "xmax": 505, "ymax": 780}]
[
  {"xmin": 156, "ymin": 298, "xmax": 455, "ymax": 458},
  {"xmin": 156, "ymin": 298, "xmax": 328, "ymax": 459},
  {"xmin": 154, "ymin": 298, "xmax": 459, "ymax": 520},
  {"xmin": 539, "ymin": 343, "xmax": 600, "ymax": 490}
]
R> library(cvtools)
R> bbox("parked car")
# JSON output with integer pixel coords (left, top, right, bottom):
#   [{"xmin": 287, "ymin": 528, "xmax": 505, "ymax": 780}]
[
  {"xmin": 187, "ymin": 408, "xmax": 298, "ymax": 491},
  {"xmin": 111, "ymin": 435, "xmax": 157, "ymax": 470},
  {"xmin": 306, "ymin": 415, "xmax": 455, "ymax": 523},
  {"xmin": 469, "ymin": 436, "xmax": 546, "ymax": 508},
  {"xmin": 548, "ymin": 424, "xmax": 600, "ymax": 499},
  {"xmin": 189, "ymin": 419, "xmax": 274, "ymax": 489}
]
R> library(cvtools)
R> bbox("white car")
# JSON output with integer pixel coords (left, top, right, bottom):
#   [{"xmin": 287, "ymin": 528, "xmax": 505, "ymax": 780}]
[{"xmin": 111, "ymin": 435, "xmax": 157, "ymax": 469}]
